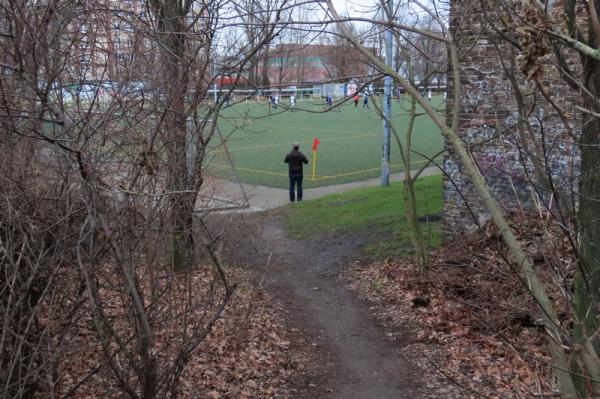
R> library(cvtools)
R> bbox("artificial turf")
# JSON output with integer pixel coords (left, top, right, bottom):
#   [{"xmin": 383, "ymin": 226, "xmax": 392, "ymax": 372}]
[{"xmin": 206, "ymin": 95, "xmax": 445, "ymax": 188}]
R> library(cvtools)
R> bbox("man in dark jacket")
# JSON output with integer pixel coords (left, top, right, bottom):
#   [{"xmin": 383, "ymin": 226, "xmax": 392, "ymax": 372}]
[{"xmin": 284, "ymin": 143, "xmax": 309, "ymax": 202}]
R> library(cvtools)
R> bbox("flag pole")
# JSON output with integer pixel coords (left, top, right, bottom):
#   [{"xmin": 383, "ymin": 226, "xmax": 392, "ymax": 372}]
[
  {"xmin": 312, "ymin": 149, "xmax": 317, "ymax": 180},
  {"xmin": 311, "ymin": 136, "xmax": 320, "ymax": 180}
]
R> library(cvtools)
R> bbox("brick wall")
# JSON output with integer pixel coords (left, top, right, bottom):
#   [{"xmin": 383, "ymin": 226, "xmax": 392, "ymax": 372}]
[{"xmin": 442, "ymin": 0, "xmax": 581, "ymax": 239}]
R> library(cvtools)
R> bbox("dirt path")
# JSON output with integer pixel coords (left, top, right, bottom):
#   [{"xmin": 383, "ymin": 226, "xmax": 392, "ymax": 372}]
[
  {"xmin": 216, "ymin": 211, "xmax": 433, "ymax": 398},
  {"xmin": 198, "ymin": 167, "xmax": 441, "ymax": 212}
]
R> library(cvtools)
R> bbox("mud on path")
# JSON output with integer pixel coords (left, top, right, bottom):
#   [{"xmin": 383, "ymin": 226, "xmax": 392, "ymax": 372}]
[{"xmin": 212, "ymin": 210, "xmax": 435, "ymax": 399}]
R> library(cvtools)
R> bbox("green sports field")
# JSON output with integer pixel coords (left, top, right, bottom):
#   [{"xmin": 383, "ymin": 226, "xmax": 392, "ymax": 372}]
[{"xmin": 206, "ymin": 96, "xmax": 445, "ymax": 188}]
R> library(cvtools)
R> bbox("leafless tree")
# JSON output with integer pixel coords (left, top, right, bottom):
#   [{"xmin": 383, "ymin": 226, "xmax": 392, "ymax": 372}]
[
  {"xmin": 478, "ymin": 0, "xmax": 600, "ymax": 395},
  {"xmin": 232, "ymin": 0, "xmax": 287, "ymax": 88},
  {"xmin": 321, "ymin": 0, "xmax": 600, "ymax": 395},
  {"xmin": 0, "ymin": 0, "xmax": 278, "ymax": 397}
]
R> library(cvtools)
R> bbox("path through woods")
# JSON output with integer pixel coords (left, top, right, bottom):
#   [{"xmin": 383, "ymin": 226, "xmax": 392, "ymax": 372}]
[{"xmin": 216, "ymin": 211, "xmax": 454, "ymax": 398}]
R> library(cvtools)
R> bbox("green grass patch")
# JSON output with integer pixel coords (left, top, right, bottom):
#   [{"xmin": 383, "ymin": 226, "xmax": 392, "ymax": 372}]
[
  {"xmin": 285, "ymin": 174, "xmax": 443, "ymax": 259},
  {"xmin": 207, "ymin": 97, "xmax": 445, "ymax": 188}
]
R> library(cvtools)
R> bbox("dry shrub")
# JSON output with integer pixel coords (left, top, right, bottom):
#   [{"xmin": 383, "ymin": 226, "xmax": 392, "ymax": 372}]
[
  {"xmin": 0, "ymin": 145, "xmax": 88, "ymax": 398},
  {"xmin": 57, "ymin": 266, "xmax": 297, "ymax": 399},
  {"xmin": 345, "ymin": 213, "xmax": 574, "ymax": 397}
]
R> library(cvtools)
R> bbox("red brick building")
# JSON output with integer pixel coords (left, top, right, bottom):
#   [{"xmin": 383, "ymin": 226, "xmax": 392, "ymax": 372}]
[{"xmin": 262, "ymin": 43, "xmax": 378, "ymax": 86}]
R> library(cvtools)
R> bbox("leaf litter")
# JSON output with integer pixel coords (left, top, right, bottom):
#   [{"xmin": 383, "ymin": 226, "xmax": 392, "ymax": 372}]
[
  {"xmin": 56, "ymin": 266, "xmax": 308, "ymax": 398},
  {"xmin": 342, "ymin": 214, "xmax": 573, "ymax": 398}
]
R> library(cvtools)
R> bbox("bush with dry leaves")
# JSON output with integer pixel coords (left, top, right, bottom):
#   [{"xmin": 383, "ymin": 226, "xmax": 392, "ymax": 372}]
[{"xmin": 344, "ymin": 214, "xmax": 573, "ymax": 398}]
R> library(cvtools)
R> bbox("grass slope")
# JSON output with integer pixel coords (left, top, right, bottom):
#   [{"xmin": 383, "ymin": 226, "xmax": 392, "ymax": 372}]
[
  {"xmin": 207, "ymin": 97, "xmax": 444, "ymax": 188},
  {"xmin": 285, "ymin": 174, "xmax": 443, "ymax": 259}
]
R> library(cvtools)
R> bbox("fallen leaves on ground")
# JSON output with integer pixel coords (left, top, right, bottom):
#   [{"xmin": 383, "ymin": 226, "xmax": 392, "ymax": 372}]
[
  {"xmin": 343, "ymin": 214, "xmax": 572, "ymax": 398},
  {"xmin": 57, "ymin": 266, "xmax": 305, "ymax": 398}
]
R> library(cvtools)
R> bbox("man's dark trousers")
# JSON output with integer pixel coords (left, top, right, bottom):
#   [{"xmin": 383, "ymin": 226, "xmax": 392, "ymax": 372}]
[{"xmin": 289, "ymin": 173, "xmax": 303, "ymax": 202}]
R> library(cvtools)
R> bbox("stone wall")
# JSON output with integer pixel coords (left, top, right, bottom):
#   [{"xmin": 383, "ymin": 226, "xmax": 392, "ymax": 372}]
[{"xmin": 442, "ymin": 0, "xmax": 581, "ymax": 239}]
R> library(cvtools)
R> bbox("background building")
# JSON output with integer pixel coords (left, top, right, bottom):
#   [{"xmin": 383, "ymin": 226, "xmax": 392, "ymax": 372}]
[{"xmin": 261, "ymin": 43, "xmax": 379, "ymax": 87}]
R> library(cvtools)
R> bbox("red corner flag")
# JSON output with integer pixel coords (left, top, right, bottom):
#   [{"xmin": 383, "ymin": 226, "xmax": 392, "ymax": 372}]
[
  {"xmin": 311, "ymin": 137, "xmax": 320, "ymax": 179},
  {"xmin": 312, "ymin": 137, "xmax": 321, "ymax": 152}
]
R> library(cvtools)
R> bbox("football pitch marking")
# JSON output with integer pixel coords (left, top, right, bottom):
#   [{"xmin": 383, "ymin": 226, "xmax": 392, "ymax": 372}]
[
  {"xmin": 211, "ymin": 165, "xmax": 289, "ymax": 178},
  {"xmin": 308, "ymin": 157, "xmax": 442, "ymax": 181},
  {"xmin": 212, "ymin": 132, "xmax": 378, "ymax": 153},
  {"xmin": 209, "ymin": 157, "xmax": 443, "ymax": 182}
]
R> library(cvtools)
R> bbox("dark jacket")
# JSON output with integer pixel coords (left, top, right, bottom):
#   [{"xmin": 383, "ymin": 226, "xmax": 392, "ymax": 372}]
[{"xmin": 284, "ymin": 149, "xmax": 309, "ymax": 174}]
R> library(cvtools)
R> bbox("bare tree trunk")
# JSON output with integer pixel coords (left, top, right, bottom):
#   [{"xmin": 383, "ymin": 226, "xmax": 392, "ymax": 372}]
[
  {"xmin": 574, "ymin": 5, "xmax": 600, "ymax": 391},
  {"xmin": 323, "ymin": 2, "xmax": 577, "ymax": 394},
  {"xmin": 399, "ymin": 97, "xmax": 427, "ymax": 270},
  {"xmin": 248, "ymin": 57, "xmax": 258, "ymax": 87},
  {"xmin": 151, "ymin": 0, "xmax": 196, "ymax": 270},
  {"xmin": 170, "ymin": 189, "xmax": 196, "ymax": 271},
  {"xmin": 402, "ymin": 177, "xmax": 427, "ymax": 270},
  {"xmin": 261, "ymin": 46, "xmax": 270, "ymax": 87}
]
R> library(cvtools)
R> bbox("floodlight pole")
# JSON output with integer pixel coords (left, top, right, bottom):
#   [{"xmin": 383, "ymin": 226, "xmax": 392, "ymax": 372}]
[
  {"xmin": 213, "ymin": 58, "xmax": 218, "ymax": 103},
  {"xmin": 381, "ymin": 0, "xmax": 393, "ymax": 186}
]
